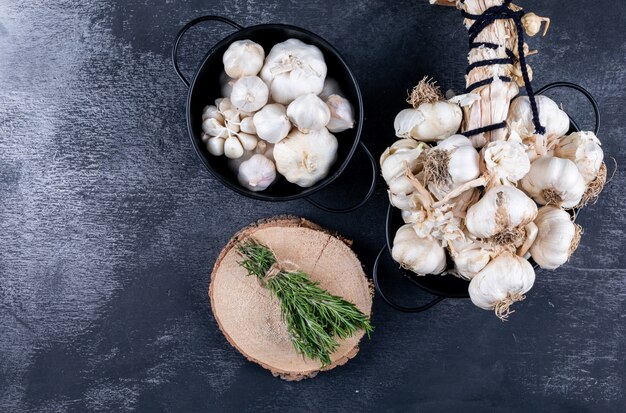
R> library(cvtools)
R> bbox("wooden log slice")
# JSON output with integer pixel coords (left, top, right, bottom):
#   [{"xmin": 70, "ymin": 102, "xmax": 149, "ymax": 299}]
[{"xmin": 209, "ymin": 217, "xmax": 373, "ymax": 381}]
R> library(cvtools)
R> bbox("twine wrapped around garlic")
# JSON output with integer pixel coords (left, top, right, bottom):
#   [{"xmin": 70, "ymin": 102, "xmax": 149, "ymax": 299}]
[{"xmin": 379, "ymin": 0, "xmax": 609, "ymax": 320}]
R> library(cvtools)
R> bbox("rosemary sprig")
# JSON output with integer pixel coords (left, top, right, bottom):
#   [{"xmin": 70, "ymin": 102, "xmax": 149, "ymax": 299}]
[{"xmin": 237, "ymin": 240, "xmax": 373, "ymax": 367}]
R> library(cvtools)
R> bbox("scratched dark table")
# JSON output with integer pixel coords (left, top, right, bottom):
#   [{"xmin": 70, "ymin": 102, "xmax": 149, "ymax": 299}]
[{"xmin": 1, "ymin": 0, "xmax": 625, "ymax": 411}]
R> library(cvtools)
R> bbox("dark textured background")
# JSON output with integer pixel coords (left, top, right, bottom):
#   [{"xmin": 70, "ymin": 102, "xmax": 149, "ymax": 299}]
[{"xmin": 1, "ymin": 0, "xmax": 624, "ymax": 411}]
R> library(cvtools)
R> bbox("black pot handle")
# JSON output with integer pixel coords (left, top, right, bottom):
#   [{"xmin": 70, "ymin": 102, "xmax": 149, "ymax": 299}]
[
  {"xmin": 172, "ymin": 16, "xmax": 243, "ymax": 87},
  {"xmin": 372, "ymin": 245, "xmax": 445, "ymax": 313},
  {"xmin": 536, "ymin": 81, "xmax": 600, "ymax": 135},
  {"xmin": 304, "ymin": 142, "xmax": 377, "ymax": 213}
]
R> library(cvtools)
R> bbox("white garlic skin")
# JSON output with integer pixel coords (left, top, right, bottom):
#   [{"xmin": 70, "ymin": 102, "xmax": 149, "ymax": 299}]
[
  {"xmin": 394, "ymin": 101, "xmax": 462, "ymax": 142},
  {"xmin": 273, "ymin": 128, "xmax": 338, "ymax": 187},
  {"xmin": 530, "ymin": 206, "xmax": 578, "ymax": 270},
  {"xmin": 554, "ymin": 131, "xmax": 604, "ymax": 183},
  {"xmin": 222, "ymin": 40, "xmax": 265, "ymax": 78},
  {"xmin": 507, "ymin": 95, "xmax": 570, "ymax": 140},
  {"xmin": 466, "ymin": 186, "xmax": 538, "ymax": 239},
  {"xmin": 237, "ymin": 154, "xmax": 276, "ymax": 191},
  {"xmin": 392, "ymin": 224, "xmax": 447, "ymax": 275},
  {"xmin": 260, "ymin": 38, "xmax": 327, "ymax": 104},
  {"xmin": 520, "ymin": 156, "xmax": 586, "ymax": 209},
  {"xmin": 380, "ymin": 139, "xmax": 426, "ymax": 195},
  {"xmin": 468, "ymin": 252, "xmax": 535, "ymax": 311},
  {"xmin": 230, "ymin": 76, "xmax": 269, "ymax": 112},
  {"xmin": 481, "ymin": 137, "xmax": 530, "ymax": 184},
  {"xmin": 325, "ymin": 94, "xmax": 355, "ymax": 133},
  {"xmin": 453, "ymin": 247, "xmax": 491, "ymax": 281},
  {"xmin": 286, "ymin": 93, "xmax": 330, "ymax": 133},
  {"xmin": 252, "ymin": 103, "xmax": 291, "ymax": 144}
]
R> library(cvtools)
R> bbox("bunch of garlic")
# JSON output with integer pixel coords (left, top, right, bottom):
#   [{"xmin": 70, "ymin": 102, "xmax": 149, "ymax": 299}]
[
  {"xmin": 203, "ymin": 38, "xmax": 358, "ymax": 191},
  {"xmin": 381, "ymin": 77, "xmax": 608, "ymax": 320}
]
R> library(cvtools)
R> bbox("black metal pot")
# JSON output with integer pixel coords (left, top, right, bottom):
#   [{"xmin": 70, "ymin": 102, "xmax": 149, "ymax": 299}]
[
  {"xmin": 171, "ymin": 16, "xmax": 376, "ymax": 213},
  {"xmin": 373, "ymin": 82, "xmax": 601, "ymax": 312}
]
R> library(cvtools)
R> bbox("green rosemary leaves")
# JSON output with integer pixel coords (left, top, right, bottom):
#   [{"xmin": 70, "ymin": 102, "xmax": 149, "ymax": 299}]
[{"xmin": 237, "ymin": 240, "xmax": 373, "ymax": 367}]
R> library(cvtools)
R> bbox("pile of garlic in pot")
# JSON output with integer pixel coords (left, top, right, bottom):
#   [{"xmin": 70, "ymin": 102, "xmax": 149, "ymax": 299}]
[
  {"xmin": 201, "ymin": 38, "xmax": 355, "ymax": 191},
  {"xmin": 381, "ymin": 78, "xmax": 607, "ymax": 320}
]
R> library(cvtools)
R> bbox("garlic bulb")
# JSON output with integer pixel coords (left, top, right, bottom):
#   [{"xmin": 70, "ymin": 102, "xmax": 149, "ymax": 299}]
[
  {"xmin": 394, "ymin": 101, "xmax": 462, "ymax": 142},
  {"xmin": 222, "ymin": 40, "xmax": 265, "ymax": 78},
  {"xmin": 253, "ymin": 103, "xmax": 291, "ymax": 144},
  {"xmin": 468, "ymin": 252, "xmax": 535, "ymax": 320},
  {"xmin": 274, "ymin": 128, "xmax": 338, "ymax": 187},
  {"xmin": 530, "ymin": 206, "xmax": 581, "ymax": 270},
  {"xmin": 326, "ymin": 94, "xmax": 355, "ymax": 133},
  {"xmin": 230, "ymin": 76, "xmax": 269, "ymax": 112},
  {"xmin": 481, "ymin": 136, "xmax": 530, "ymax": 185},
  {"xmin": 286, "ymin": 93, "xmax": 330, "ymax": 133},
  {"xmin": 380, "ymin": 139, "xmax": 426, "ymax": 195},
  {"xmin": 423, "ymin": 134, "xmax": 480, "ymax": 200},
  {"xmin": 466, "ymin": 186, "xmax": 538, "ymax": 240},
  {"xmin": 319, "ymin": 77, "xmax": 342, "ymax": 100},
  {"xmin": 260, "ymin": 38, "xmax": 327, "ymax": 104},
  {"xmin": 391, "ymin": 224, "xmax": 446, "ymax": 275},
  {"xmin": 237, "ymin": 154, "xmax": 276, "ymax": 192},
  {"xmin": 554, "ymin": 131, "xmax": 604, "ymax": 183},
  {"xmin": 507, "ymin": 95, "xmax": 569, "ymax": 140},
  {"xmin": 520, "ymin": 156, "xmax": 586, "ymax": 209}
]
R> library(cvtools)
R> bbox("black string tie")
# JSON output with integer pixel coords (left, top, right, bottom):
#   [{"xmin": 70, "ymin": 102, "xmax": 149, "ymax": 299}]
[{"xmin": 459, "ymin": 0, "xmax": 546, "ymax": 138}]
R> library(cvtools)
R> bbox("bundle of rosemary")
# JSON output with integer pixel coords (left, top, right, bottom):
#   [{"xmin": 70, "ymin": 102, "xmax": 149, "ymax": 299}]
[{"xmin": 237, "ymin": 240, "xmax": 373, "ymax": 367}]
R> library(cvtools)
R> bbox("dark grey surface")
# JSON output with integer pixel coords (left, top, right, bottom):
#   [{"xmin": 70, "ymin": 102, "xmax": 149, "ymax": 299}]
[{"xmin": 0, "ymin": 0, "xmax": 624, "ymax": 412}]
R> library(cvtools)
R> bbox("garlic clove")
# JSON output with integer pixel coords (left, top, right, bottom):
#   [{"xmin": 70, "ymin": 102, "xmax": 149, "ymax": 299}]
[
  {"xmin": 520, "ymin": 156, "xmax": 586, "ymax": 209},
  {"xmin": 202, "ymin": 118, "xmax": 228, "ymax": 138},
  {"xmin": 237, "ymin": 132, "xmax": 258, "ymax": 151},
  {"xmin": 224, "ymin": 135, "xmax": 244, "ymax": 159},
  {"xmin": 240, "ymin": 117, "xmax": 257, "ymax": 135},
  {"xmin": 379, "ymin": 138, "xmax": 427, "ymax": 194},
  {"xmin": 207, "ymin": 136, "xmax": 225, "ymax": 156},
  {"xmin": 394, "ymin": 108, "xmax": 425, "ymax": 138},
  {"xmin": 237, "ymin": 154, "xmax": 276, "ymax": 192},
  {"xmin": 325, "ymin": 94, "xmax": 355, "ymax": 133},
  {"xmin": 252, "ymin": 103, "xmax": 292, "ymax": 144},
  {"xmin": 287, "ymin": 93, "xmax": 330, "ymax": 133},
  {"xmin": 391, "ymin": 224, "xmax": 446, "ymax": 275},
  {"xmin": 260, "ymin": 38, "xmax": 327, "ymax": 104},
  {"xmin": 273, "ymin": 128, "xmax": 338, "ymax": 187},
  {"xmin": 468, "ymin": 252, "xmax": 535, "ymax": 320},
  {"xmin": 202, "ymin": 105, "xmax": 223, "ymax": 123},
  {"xmin": 466, "ymin": 185, "xmax": 538, "ymax": 240},
  {"xmin": 230, "ymin": 76, "xmax": 269, "ymax": 113},
  {"xmin": 554, "ymin": 131, "xmax": 604, "ymax": 183},
  {"xmin": 222, "ymin": 40, "xmax": 265, "ymax": 78},
  {"xmin": 530, "ymin": 206, "xmax": 581, "ymax": 270}
]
